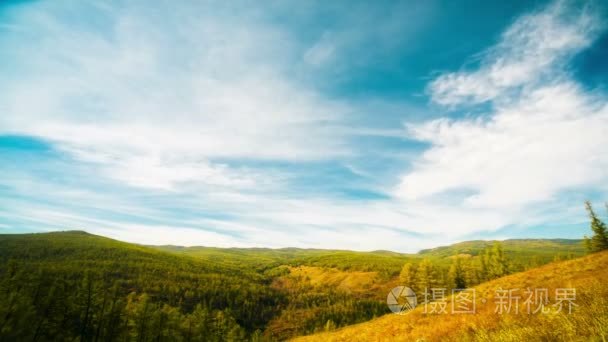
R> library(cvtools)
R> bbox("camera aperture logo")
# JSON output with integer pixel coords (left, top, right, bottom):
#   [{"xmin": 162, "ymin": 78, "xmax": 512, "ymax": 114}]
[
  {"xmin": 387, "ymin": 286, "xmax": 417, "ymax": 314},
  {"xmin": 387, "ymin": 286, "xmax": 578, "ymax": 315}
]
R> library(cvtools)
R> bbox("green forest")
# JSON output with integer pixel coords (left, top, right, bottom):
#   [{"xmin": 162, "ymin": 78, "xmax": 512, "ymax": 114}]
[{"xmin": 0, "ymin": 229, "xmax": 588, "ymax": 341}]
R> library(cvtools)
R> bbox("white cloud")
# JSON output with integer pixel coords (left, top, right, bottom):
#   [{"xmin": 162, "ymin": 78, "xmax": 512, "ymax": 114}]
[
  {"xmin": 428, "ymin": 1, "xmax": 599, "ymax": 106},
  {"xmin": 400, "ymin": 83, "xmax": 608, "ymax": 208},
  {"xmin": 0, "ymin": 1, "xmax": 349, "ymax": 191},
  {"xmin": 399, "ymin": 1, "xmax": 608, "ymax": 213},
  {"xmin": 304, "ymin": 32, "xmax": 336, "ymax": 66},
  {"xmin": 1, "ymin": 0, "xmax": 606, "ymax": 251},
  {"xmin": 0, "ymin": 194, "xmax": 491, "ymax": 252}
]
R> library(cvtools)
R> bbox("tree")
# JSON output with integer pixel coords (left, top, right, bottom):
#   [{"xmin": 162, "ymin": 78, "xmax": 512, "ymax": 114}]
[
  {"xmin": 447, "ymin": 257, "xmax": 466, "ymax": 289},
  {"xmin": 478, "ymin": 252, "xmax": 489, "ymax": 282},
  {"xmin": 583, "ymin": 235, "xmax": 592, "ymax": 253},
  {"xmin": 399, "ymin": 263, "xmax": 416, "ymax": 288},
  {"xmin": 488, "ymin": 242, "xmax": 509, "ymax": 278},
  {"xmin": 585, "ymin": 201, "xmax": 608, "ymax": 252},
  {"xmin": 414, "ymin": 259, "xmax": 438, "ymax": 293},
  {"xmin": 477, "ymin": 242, "xmax": 509, "ymax": 282},
  {"xmin": 78, "ymin": 272, "xmax": 96, "ymax": 341}
]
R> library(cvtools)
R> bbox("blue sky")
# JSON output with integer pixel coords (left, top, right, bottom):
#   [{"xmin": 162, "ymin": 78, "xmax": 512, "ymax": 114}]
[{"xmin": 1, "ymin": 0, "xmax": 607, "ymax": 252}]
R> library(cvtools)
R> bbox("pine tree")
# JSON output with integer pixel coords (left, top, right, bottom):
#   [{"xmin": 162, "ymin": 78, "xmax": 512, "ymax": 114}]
[
  {"xmin": 447, "ymin": 257, "xmax": 466, "ymax": 289},
  {"xmin": 399, "ymin": 263, "xmax": 416, "ymax": 288},
  {"xmin": 478, "ymin": 251, "xmax": 489, "ymax": 282},
  {"xmin": 488, "ymin": 242, "xmax": 508, "ymax": 278},
  {"xmin": 585, "ymin": 201, "xmax": 608, "ymax": 252},
  {"xmin": 583, "ymin": 235, "xmax": 592, "ymax": 253},
  {"xmin": 414, "ymin": 259, "xmax": 437, "ymax": 293},
  {"xmin": 250, "ymin": 329, "xmax": 263, "ymax": 342},
  {"xmin": 475, "ymin": 242, "xmax": 510, "ymax": 282},
  {"xmin": 463, "ymin": 258, "xmax": 480, "ymax": 286}
]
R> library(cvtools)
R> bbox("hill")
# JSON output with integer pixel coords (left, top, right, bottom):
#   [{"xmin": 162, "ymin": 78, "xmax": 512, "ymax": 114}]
[
  {"xmin": 292, "ymin": 250, "xmax": 608, "ymax": 341},
  {"xmin": 153, "ymin": 238, "xmax": 585, "ymax": 279},
  {"xmin": 0, "ymin": 231, "xmax": 590, "ymax": 341},
  {"xmin": 0, "ymin": 231, "xmax": 281, "ymax": 341},
  {"xmin": 151, "ymin": 245, "xmax": 419, "ymax": 279},
  {"xmin": 419, "ymin": 238, "xmax": 584, "ymax": 260}
]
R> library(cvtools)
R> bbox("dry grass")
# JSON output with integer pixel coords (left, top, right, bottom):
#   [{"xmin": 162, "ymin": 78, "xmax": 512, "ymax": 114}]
[
  {"xmin": 273, "ymin": 266, "xmax": 383, "ymax": 295},
  {"xmin": 292, "ymin": 251, "xmax": 608, "ymax": 342}
]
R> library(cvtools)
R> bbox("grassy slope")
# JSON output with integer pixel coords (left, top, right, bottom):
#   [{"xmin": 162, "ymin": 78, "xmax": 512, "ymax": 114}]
[
  {"xmin": 292, "ymin": 250, "xmax": 608, "ymax": 342},
  {"xmin": 278, "ymin": 266, "xmax": 379, "ymax": 294},
  {"xmin": 146, "ymin": 236, "xmax": 591, "ymax": 340}
]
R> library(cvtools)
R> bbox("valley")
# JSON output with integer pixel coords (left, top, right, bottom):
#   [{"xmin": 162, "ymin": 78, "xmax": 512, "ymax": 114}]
[{"xmin": 0, "ymin": 231, "xmax": 590, "ymax": 341}]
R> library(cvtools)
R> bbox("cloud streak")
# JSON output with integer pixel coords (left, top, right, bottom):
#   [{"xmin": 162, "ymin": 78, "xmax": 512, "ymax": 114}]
[
  {"xmin": 428, "ymin": 1, "xmax": 600, "ymax": 106},
  {"xmin": 0, "ymin": 0, "xmax": 607, "ymax": 251},
  {"xmin": 0, "ymin": 0, "xmax": 350, "ymax": 190},
  {"xmin": 400, "ymin": 1, "xmax": 608, "ymax": 213}
]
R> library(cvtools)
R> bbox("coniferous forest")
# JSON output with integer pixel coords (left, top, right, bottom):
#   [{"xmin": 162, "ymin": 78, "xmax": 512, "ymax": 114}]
[{"xmin": 0, "ymin": 229, "xmax": 589, "ymax": 341}]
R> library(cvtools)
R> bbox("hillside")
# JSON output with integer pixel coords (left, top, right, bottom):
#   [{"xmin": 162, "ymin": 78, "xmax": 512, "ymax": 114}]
[
  {"xmin": 419, "ymin": 238, "xmax": 584, "ymax": 261},
  {"xmin": 0, "ymin": 231, "xmax": 283, "ymax": 341},
  {"xmin": 292, "ymin": 250, "xmax": 608, "ymax": 341},
  {"xmin": 0, "ymin": 231, "xmax": 395, "ymax": 340},
  {"xmin": 151, "ymin": 245, "xmax": 419, "ymax": 279},
  {"xmin": 154, "ymin": 238, "xmax": 585, "ymax": 279},
  {"xmin": 0, "ymin": 231, "xmax": 591, "ymax": 341}
]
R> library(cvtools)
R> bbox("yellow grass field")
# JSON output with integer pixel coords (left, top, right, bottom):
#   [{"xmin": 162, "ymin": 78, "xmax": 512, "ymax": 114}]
[
  {"xmin": 292, "ymin": 251, "xmax": 608, "ymax": 341},
  {"xmin": 274, "ymin": 266, "xmax": 381, "ymax": 294}
]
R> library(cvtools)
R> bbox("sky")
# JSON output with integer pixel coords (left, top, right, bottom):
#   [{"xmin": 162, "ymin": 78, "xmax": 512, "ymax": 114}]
[{"xmin": 0, "ymin": 0, "xmax": 607, "ymax": 252}]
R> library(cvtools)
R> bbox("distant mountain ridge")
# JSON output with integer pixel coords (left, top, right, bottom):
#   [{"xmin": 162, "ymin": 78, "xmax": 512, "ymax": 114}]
[
  {"xmin": 150, "ymin": 237, "xmax": 584, "ymax": 256},
  {"xmin": 1, "ymin": 230, "xmax": 584, "ymax": 255},
  {"xmin": 418, "ymin": 238, "xmax": 584, "ymax": 257}
]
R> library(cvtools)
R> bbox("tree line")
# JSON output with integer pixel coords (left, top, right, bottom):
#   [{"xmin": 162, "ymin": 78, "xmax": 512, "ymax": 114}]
[
  {"xmin": 399, "ymin": 241, "xmax": 511, "ymax": 294},
  {"xmin": 398, "ymin": 200, "xmax": 608, "ymax": 298}
]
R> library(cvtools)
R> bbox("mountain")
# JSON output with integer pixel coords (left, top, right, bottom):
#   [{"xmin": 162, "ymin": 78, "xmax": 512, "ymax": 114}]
[
  {"xmin": 0, "ymin": 231, "xmax": 590, "ymax": 341},
  {"xmin": 0, "ymin": 231, "xmax": 280, "ymax": 341},
  {"xmin": 152, "ymin": 238, "xmax": 586, "ymax": 283},
  {"xmin": 293, "ymin": 250, "xmax": 608, "ymax": 341},
  {"xmin": 418, "ymin": 238, "xmax": 584, "ymax": 259}
]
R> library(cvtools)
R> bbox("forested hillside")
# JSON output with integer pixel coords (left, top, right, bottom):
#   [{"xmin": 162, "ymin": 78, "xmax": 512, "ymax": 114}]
[
  {"xmin": 0, "ymin": 232, "xmax": 394, "ymax": 341},
  {"xmin": 295, "ymin": 250, "xmax": 608, "ymax": 341},
  {"xmin": 0, "ymin": 231, "xmax": 281, "ymax": 341},
  {"xmin": 0, "ymin": 231, "xmax": 585, "ymax": 341}
]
